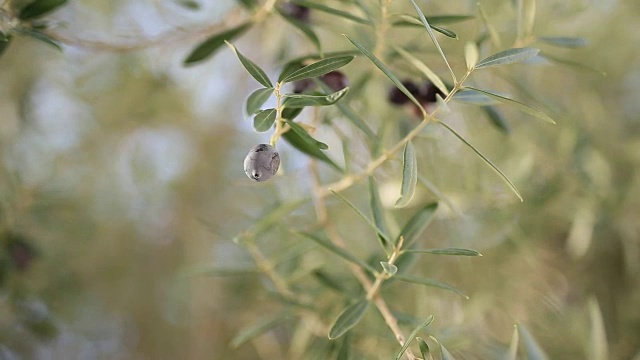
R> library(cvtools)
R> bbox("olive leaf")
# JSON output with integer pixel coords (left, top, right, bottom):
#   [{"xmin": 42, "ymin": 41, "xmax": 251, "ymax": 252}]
[
  {"xmin": 245, "ymin": 88, "xmax": 274, "ymax": 115},
  {"xmin": 253, "ymin": 108, "xmax": 277, "ymax": 132},
  {"xmin": 474, "ymin": 47, "xmax": 540, "ymax": 69},
  {"xmin": 281, "ymin": 56, "xmax": 354, "ymax": 83},
  {"xmin": 226, "ymin": 42, "xmax": 273, "ymax": 88},
  {"xmin": 19, "ymin": 0, "xmax": 68, "ymax": 20},
  {"xmin": 283, "ymin": 87, "xmax": 349, "ymax": 107},
  {"xmin": 464, "ymin": 86, "xmax": 556, "ymax": 124},
  {"xmin": 328, "ymin": 298, "xmax": 370, "ymax": 339},
  {"xmin": 395, "ymin": 141, "xmax": 418, "ymax": 208},
  {"xmin": 396, "ymin": 274, "xmax": 469, "ymax": 299},
  {"xmin": 395, "ymin": 315, "xmax": 434, "ymax": 360},
  {"xmin": 183, "ymin": 22, "xmax": 251, "ymax": 65}
]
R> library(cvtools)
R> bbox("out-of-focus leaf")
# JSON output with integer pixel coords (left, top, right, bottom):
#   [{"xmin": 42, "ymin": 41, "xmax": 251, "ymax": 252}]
[
  {"xmin": 369, "ymin": 177, "xmax": 391, "ymax": 252},
  {"xmin": 408, "ymin": 0, "xmax": 456, "ymax": 81},
  {"xmin": 418, "ymin": 337, "xmax": 433, "ymax": 360},
  {"xmin": 245, "ymin": 88, "xmax": 273, "ymax": 115},
  {"xmin": 436, "ymin": 94, "xmax": 450, "ymax": 113},
  {"xmin": 478, "ymin": 3, "xmax": 502, "ymax": 48},
  {"xmin": 245, "ymin": 199, "xmax": 308, "ymax": 237},
  {"xmin": 336, "ymin": 334, "xmax": 352, "ymax": 360},
  {"xmin": 380, "ymin": 261, "xmax": 397, "ymax": 276},
  {"xmin": 15, "ymin": 28, "xmax": 61, "ymax": 50},
  {"xmin": 253, "ymin": 108, "xmax": 277, "ymax": 132},
  {"xmin": 540, "ymin": 53, "xmax": 606, "ymax": 76},
  {"xmin": 345, "ymin": 35, "xmax": 424, "ymax": 114},
  {"xmin": 588, "ymin": 297, "xmax": 608, "ymax": 360},
  {"xmin": 179, "ymin": 264, "xmax": 258, "ymax": 278},
  {"xmin": 291, "ymin": 0, "xmax": 370, "ymax": 25},
  {"xmin": 282, "ymin": 126, "xmax": 342, "ymax": 172},
  {"xmin": 474, "ymin": 48, "xmax": 540, "ymax": 69},
  {"xmin": 177, "ymin": 0, "xmax": 200, "ymax": 10},
  {"xmin": 296, "ymin": 232, "xmax": 377, "ymax": 273},
  {"xmin": 226, "ymin": 42, "xmax": 272, "ymax": 88},
  {"xmin": 281, "ymin": 56, "xmax": 354, "ymax": 83},
  {"xmin": 19, "ymin": 0, "xmax": 67, "ymax": 20},
  {"xmin": 230, "ymin": 312, "xmax": 291, "ymax": 348},
  {"xmin": 283, "ymin": 87, "xmax": 349, "ymax": 107},
  {"xmin": 313, "ymin": 270, "xmax": 351, "ymax": 294},
  {"xmin": 465, "ymin": 86, "xmax": 556, "ymax": 124},
  {"xmin": 0, "ymin": 34, "xmax": 13, "ymax": 58},
  {"xmin": 392, "ymin": 14, "xmax": 474, "ymax": 26},
  {"xmin": 183, "ymin": 22, "xmax": 251, "ymax": 65},
  {"xmin": 397, "ymin": 202, "xmax": 439, "ymax": 246},
  {"xmin": 465, "ymin": 41, "xmax": 479, "ymax": 70},
  {"xmin": 396, "ymin": 275, "xmax": 468, "ymax": 299},
  {"xmin": 328, "ymin": 298, "xmax": 370, "ymax": 339},
  {"xmin": 395, "ymin": 315, "xmax": 434, "ymax": 360},
  {"xmin": 393, "ymin": 46, "xmax": 449, "ymax": 95},
  {"xmin": 277, "ymin": 8, "xmax": 321, "ymax": 52},
  {"xmin": 538, "ymin": 36, "xmax": 588, "ymax": 48},
  {"xmin": 517, "ymin": 324, "xmax": 550, "ymax": 360},
  {"xmin": 284, "ymin": 119, "xmax": 328, "ymax": 150},
  {"xmin": 395, "ymin": 141, "xmax": 418, "ymax": 208},
  {"xmin": 281, "ymin": 106, "xmax": 304, "ymax": 121},
  {"xmin": 508, "ymin": 324, "xmax": 519, "ymax": 360},
  {"xmin": 405, "ymin": 248, "xmax": 481, "ymax": 256},
  {"xmin": 334, "ymin": 101, "xmax": 378, "ymax": 141},
  {"xmin": 235, "ymin": 0, "xmax": 257, "ymax": 9},
  {"xmin": 429, "ymin": 336, "xmax": 456, "ymax": 360},
  {"xmin": 331, "ymin": 190, "xmax": 393, "ymax": 247},
  {"xmin": 483, "ymin": 106, "xmax": 511, "ymax": 134},
  {"xmin": 437, "ymin": 121, "xmax": 523, "ymax": 202}
]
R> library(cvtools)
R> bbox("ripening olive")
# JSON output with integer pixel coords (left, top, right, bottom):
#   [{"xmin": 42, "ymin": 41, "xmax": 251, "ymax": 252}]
[{"xmin": 243, "ymin": 144, "xmax": 280, "ymax": 182}]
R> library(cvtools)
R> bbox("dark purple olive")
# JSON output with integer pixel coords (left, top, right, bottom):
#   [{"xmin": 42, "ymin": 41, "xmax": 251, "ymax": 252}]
[
  {"xmin": 292, "ymin": 78, "xmax": 315, "ymax": 94},
  {"xmin": 281, "ymin": 3, "xmax": 311, "ymax": 23},
  {"xmin": 388, "ymin": 80, "xmax": 420, "ymax": 105},
  {"xmin": 7, "ymin": 235, "xmax": 38, "ymax": 272},
  {"xmin": 320, "ymin": 71, "xmax": 349, "ymax": 91}
]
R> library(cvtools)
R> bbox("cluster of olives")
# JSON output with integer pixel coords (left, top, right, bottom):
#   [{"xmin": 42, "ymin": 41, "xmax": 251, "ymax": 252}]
[{"xmin": 388, "ymin": 79, "xmax": 445, "ymax": 116}]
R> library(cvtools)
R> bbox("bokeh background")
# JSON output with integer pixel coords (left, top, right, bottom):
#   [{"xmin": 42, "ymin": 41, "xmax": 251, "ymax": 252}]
[{"xmin": 0, "ymin": 0, "xmax": 639, "ymax": 359}]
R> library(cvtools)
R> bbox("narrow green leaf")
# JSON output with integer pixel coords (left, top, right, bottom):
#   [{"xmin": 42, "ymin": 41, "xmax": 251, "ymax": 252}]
[
  {"xmin": 313, "ymin": 270, "xmax": 351, "ymax": 294},
  {"xmin": 344, "ymin": 35, "xmax": 424, "ymax": 114},
  {"xmin": 396, "ymin": 274, "xmax": 468, "ymax": 299},
  {"xmin": 417, "ymin": 337, "xmax": 433, "ymax": 360},
  {"xmin": 296, "ymin": 232, "xmax": 377, "ymax": 273},
  {"xmin": 177, "ymin": 0, "xmax": 200, "ymax": 10},
  {"xmin": 430, "ymin": 25, "xmax": 457, "ymax": 39},
  {"xmin": 335, "ymin": 101, "xmax": 378, "ymax": 141},
  {"xmin": 291, "ymin": 0, "xmax": 371, "ymax": 25},
  {"xmin": 336, "ymin": 335, "xmax": 352, "ymax": 360},
  {"xmin": 427, "ymin": 15, "xmax": 474, "ymax": 24},
  {"xmin": 281, "ymin": 106, "xmax": 304, "ymax": 121},
  {"xmin": 475, "ymin": 48, "xmax": 540, "ymax": 69},
  {"xmin": 465, "ymin": 86, "xmax": 556, "ymax": 124},
  {"xmin": 437, "ymin": 121, "xmax": 523, "ymax": 202},
  {"xmin": 230, "ymin": 312, "xmax": 291, "ymax": 348},
  {"xmin": 331, "ymin": 190, "xmax": 393, "ymax": 248},
  {"xmin": 283, "ymin": 128, "xmax": 343, "ymax": 172},
  {"xmin": 283, "ymin": 87, "xmax": 349, "ymax": 107},
  {"xmin": 517, "ymin": 324, "xmax": 550, "ymax": 360},
  {"xmin": 395, "ymin": 141, "xmax": 418, "ymax": 208},
  {"xmin": 408, "ymin": 0, "xmax": 457, "ymax": 82},
  {"xmin": 19, "ymin": 0, "xmax": 67, "ymax": 20},
  {"xmin": 15, "ymin": 28, "xmax": 61, "ymax": 50},
  {"xmin": 380, "ymin": 262, "xmax": 398, "ymax": 276},
  {"xmin": 452, "ymin": 90, "xmax": 500, "ymax": 105},
  {"xmin": 508, "ymin": 324, "xmax": 519, "ymax": 360},
  {"xmin": 436, "ymin": 94, "xmax": 450, "ymax": 114},
  {"xmin": 253, "ymin": 108, "xmax": 277, "ymax": 132},
  {"xmin": 284, "ymin": 119, "xmax": 328, "ymax": 150},
  {"xmin": 235, "ymin": 0, "xmax": 257, "ymax": 10},
  {"xmin": 282, "ymin": 56, "xmax": 354, "ymax": 83},
  {"xmin": 368, "ymin": 177, "xmax": 391, "ymax": 251},
  {"xmin": 395, "ymin": 316, "xmax": 435, "ymax": 360},
  {"xmin": 397, "ymin": 202, "xmax": 439, "ymax": 246},
  {"xmin": 482, "ymin": 106, "xmax": 511, "ymax": 134},
  {"xmin": 328, "ymin": 298, "xmax": 370, "ymax": 339},
  {"xmin": 439, "ymin": 341, "xmax": 456, "ymax": 360},
  {"xmin": 0, "ymin": 34, "xmax": 13, "ymax": 58},
  {"xmin": 277, "ymin": 8, "xmax": 321, "ymax": 52},
  {"xmin": 245, "ymin": 88, "xmax": 273, "ymax": 115},
  {"xmin": 538, "ymin": 36, "xmax": 588, "ymax": 48},
  {"xmin": 393, "ymin": 46, "xmax": 449, "ymax": 95},
  {"xmin": 417, "ymin": 175, "xmax": 462, "ymax": 216},
  {"xmin": 391, "ymin": 14, "xmax": 470, "ymax": 31},
  {"xmin": 405, "ymin": 248, "xmax": 482, "ymax": 256},
  {"xmin": 464, "ymin": 41, "xmax": 479, "ymax": 70},
  {"xmin": 226, "ymin": 42, "xmax": 272, "ymax": 88},
  {"xmin": 184, "ymin": 22, "xmax": 251, "ymax": 65}
]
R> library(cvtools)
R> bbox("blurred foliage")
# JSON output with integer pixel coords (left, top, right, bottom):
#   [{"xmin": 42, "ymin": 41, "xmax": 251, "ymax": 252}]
[{"xmin": 0, "ymin": 0, "xmax": 639, "ymax": 359}]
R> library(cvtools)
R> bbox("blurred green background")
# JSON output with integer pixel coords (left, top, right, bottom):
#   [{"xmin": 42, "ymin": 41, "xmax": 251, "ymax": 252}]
[{"xmin": 1, "ymin": 0, "xmax": 639, "ymax": 359}]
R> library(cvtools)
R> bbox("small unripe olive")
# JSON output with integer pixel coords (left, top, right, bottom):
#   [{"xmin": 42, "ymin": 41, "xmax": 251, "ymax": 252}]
[{"xmin": 243, "ymin": 144, "xmax": 280, "ymax": 182}]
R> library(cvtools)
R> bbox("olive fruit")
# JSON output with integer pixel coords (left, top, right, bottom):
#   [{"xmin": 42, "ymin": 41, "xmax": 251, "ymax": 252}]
[
  {"xmin": 320, "ymin": 71, "xmax": 349, "ymax": 91},
  {"xmin": 243, "ymin": 144, "xmax": 280, "ymax": 182},
  {"xmin": 388, "ymin": 80, "xmax": 420, "ymax": 105},
  {"xmin": 281, "ymin": 3, "xmax": 310, "ymax": 23}
]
